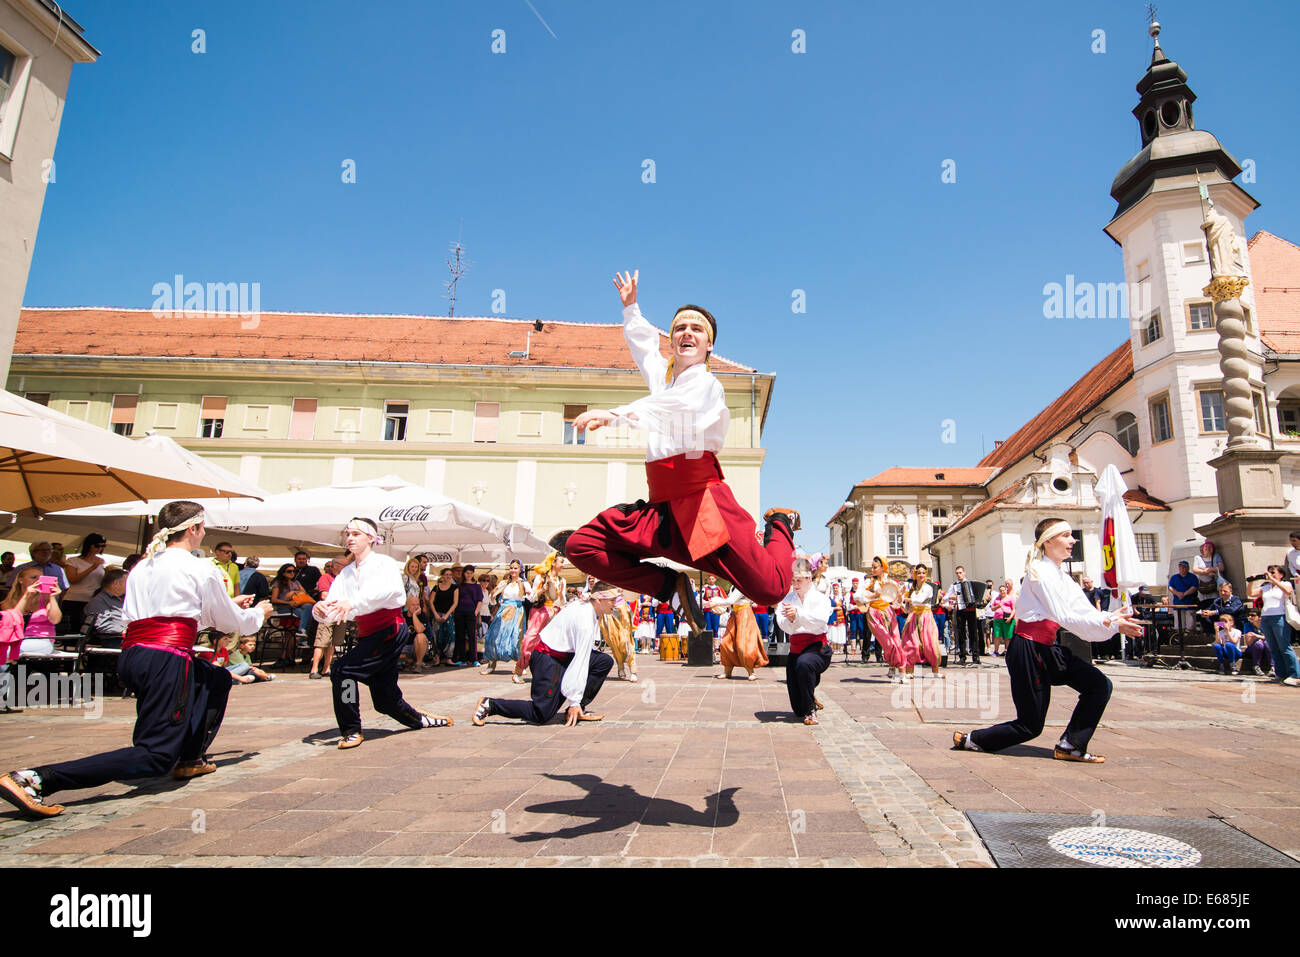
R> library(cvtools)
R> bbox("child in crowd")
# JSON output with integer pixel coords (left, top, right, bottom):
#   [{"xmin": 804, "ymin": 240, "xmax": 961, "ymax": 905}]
[
  {"xmin": 227, "ymin": 636, "xmax": 274, "ymax": 684},
  {"xmin": 1211, "ymin": 613, "xmax": 1242, "ymax": 675}
]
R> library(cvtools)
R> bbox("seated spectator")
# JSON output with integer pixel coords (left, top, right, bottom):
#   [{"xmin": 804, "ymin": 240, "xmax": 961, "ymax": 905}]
[
  {"xmin": 1211, "ymin": 613, "xmax": 1243, "ymax": 675},
  {"xmin": 1168, "ymin": 561, "xmax": 1198, "ymax": 606},
  {"xmin": 1241, "ymin": 611, "xmax": 1272, "ymax": 676},
  {"xmin": 226, "ymin": 636, "xmax": 274, "ymax": 684},
  {"xmin": 0, "ymin": 551, "xmax": 16, "ymax": 593},
  {"xmin": 82, "ymin": 567, "xmax": 127, "ymax": 648},
  {"xmin": 1198, "ymin": 580, "xmax": 1246, "ymax": 636},
  {"xmin": 4, "ymin": 567, "xmax": 62, "ymax": 656},
  {"xmin": 15, "ymin": 542, "xmax": 69, "ymax": 593},
  {"xmin": 242, "ymin": 560, "xmax": 271, "ymax": 604},
  {"xmin": 270, "ymin": 563, "xmax": 313, "ymax": 636},
  {"xmin": 239, "ymin": 556, "xmax": 261, "ymax": 591},
  {"xmin": 122, "ymin": 553, "xmax": 143, "ymax": 574}
]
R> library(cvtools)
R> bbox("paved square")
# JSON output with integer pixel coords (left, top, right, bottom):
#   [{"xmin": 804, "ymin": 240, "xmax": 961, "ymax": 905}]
[{"xmin": 2, "ymin": 657, "xmax": 1297, "ymax": 867}]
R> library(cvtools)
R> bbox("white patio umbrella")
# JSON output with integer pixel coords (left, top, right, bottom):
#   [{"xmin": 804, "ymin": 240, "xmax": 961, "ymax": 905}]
[
  {"xmin": 1096, "ymin": 463, "xmax": 1143, "ymax": 604},
  {"xmin": 202, "ymin": 475, "xmax": 551, "ymax": 564},
  {"xmin": 0, "ymin": 392, "xmax": 266, "ymax": 516}
]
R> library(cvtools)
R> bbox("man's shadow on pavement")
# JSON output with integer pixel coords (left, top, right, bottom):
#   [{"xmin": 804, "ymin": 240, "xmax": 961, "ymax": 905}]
[{"xmin": 513, "ymin": 773, "xmax": 739, "ymax": 843}]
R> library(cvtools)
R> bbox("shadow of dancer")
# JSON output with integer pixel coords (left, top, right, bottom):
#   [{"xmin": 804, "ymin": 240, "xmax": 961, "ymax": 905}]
[{"xmin": 513, "ymin": 773, "xmax": 739, "ymax": 842}]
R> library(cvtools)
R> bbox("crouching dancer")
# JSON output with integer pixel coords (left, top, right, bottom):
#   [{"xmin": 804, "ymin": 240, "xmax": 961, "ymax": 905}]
[
  {"xmin": 473, "ymin": 583, "xmax": 618, "ymax": 727},
  {"xmin": 318, "ymin": 518, "xmax": 453, "ymax": 749},
  {"xmin": 953, "ymin": 518, "xmax": 1144, "ymax": 764},
  {"xmin": 0, "ymin": 501, "xmax": 271, "ymax": 818}
]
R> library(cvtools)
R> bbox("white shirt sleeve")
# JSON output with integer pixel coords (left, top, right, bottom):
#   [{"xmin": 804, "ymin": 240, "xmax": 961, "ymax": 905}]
[
  {"xmin": 559, "ymin": 604, "xmax": 598, "ymax": 710},
  {"xmin": 331, "ymin": 556, "xmax": 404, "ymax": 619},
  {"xmin": 617, "ymin": 303, "xmax": 669, "ymax": 390},
  {"xmin": 776, "ymin": 590, "xmax": 831, "ymax": 635},
  {"xmin": 1021, "ymin": 561, "xmax": 1116, "ymax": 643},
  {"xmin": 196, "ymin": 562, "xmax": 264, "ymax": 635},
  {"xmin": 609, "ymin": 364, "xmax": 727, "ymax": 442}
]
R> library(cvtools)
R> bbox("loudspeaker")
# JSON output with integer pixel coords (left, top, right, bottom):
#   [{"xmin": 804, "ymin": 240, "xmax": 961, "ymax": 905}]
[{"xmin": 687, "ymin": 630, "xmax": 714, "ymax": 666}]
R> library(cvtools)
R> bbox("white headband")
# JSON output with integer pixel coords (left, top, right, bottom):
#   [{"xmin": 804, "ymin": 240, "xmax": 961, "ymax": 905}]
[
  {"xmin": 346, "ymin": 518, "xmax": 381, "ymax": 542},
  {"xmin": 145, "ymin": 511, "xmax": 206, "ymax": 560},
  {"xmin": 1025, "ymin": 520, "xmax": 1073, "ymax": 575}
]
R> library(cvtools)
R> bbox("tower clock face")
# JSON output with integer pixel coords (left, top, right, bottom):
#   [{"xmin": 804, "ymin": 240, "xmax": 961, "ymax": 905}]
[{"xmin": 1160, "ymin": 100, "xmax": 1182, "ymax": 127}]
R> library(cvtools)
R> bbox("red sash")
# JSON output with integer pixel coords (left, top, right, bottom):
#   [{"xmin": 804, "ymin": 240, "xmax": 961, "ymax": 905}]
[
  {"xmin": 790, "ymin": 632, "xmax": 825, "ymax": 655},
  {"xmin": 645, "ymin": 452, "xmax": 730, "ymax": 561},
  {"xmin": 356, "ymin": 607, "xmax": 404, "ymax": 638},
  {"xmin": 752, "ymin": 605, "xmax": 768, "ymax": 614},
  {"xmin": 122, "ymin": 616, "xmax": 198, "ymax": 656},
  {"xmin": 535, "ymin": 641, "xmax": 574, "ymax": 665},
  {"xmin": 1016, "ymin": 619, "xmax": 1059, "ymax": 645}
]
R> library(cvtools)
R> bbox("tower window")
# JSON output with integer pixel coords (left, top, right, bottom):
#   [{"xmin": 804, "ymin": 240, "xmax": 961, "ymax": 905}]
[{"xmin": 1160, "ymin": 100, "xmax": 1182, "ymax": 127}]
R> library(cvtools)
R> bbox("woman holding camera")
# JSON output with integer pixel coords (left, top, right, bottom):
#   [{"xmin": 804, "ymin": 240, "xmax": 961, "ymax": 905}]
[
  {"xmin": 3, "ymin": 566, "xmax": 62, "ymax": 656},
  {"xmin": 1247, "ymin": 566, "xmax": 1300, "ymax": 687}
]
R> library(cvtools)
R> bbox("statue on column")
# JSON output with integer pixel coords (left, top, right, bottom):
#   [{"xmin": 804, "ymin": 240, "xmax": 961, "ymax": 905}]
[{"xmin": 1202, "ymin": 201, "xmax": 1244, "ymax": 279}]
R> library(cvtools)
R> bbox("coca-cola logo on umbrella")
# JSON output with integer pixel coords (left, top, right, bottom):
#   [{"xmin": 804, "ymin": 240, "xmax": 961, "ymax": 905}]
[{"xmin": 378, "ymin": 505, "xmax": 433, "ymax": 522}]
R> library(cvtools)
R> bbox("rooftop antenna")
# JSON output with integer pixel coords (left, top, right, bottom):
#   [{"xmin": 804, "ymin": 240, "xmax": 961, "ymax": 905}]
[{"xmin": 443, "ymin": 223, "xmax": 471, "ymax": 317}]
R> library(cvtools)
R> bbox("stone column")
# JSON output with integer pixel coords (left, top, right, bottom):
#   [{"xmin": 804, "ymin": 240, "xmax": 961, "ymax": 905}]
[{"xmin": 1205, "ymin": 275, "xmax": 1255, "ymax": 451}]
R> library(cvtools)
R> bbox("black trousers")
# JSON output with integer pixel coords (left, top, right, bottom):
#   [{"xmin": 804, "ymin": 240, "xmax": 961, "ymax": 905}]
[
  {"xmin": 953, "ymin": 608, "xmax": 982, "ymax": 660},
  {"xmin": 786, "ymin": 641, "xmax": 831, "ymax": 718},
  {"xmin": 491, "ymin": 649, "xmax": 613, "ymax": 724},
  {"xmin": 970, "ymin": 634, "xmax": 1112, "ymax": 754},
  {"xmin": 453, "ymin": 610, "xmax": 478, "ymax": 663},
  {"xmin": 331, "ymin": 621, "xmax": 424, "ymax": 737},
  {"xmin": 36, "ymin": 646, "xmax": 232, "ymax": 796}
]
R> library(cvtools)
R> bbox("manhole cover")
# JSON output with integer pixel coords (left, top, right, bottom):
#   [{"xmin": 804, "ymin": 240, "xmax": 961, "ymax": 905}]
[{"xmin": 966, "ymin": 812, "xmax": 1298, "ymax": 868}]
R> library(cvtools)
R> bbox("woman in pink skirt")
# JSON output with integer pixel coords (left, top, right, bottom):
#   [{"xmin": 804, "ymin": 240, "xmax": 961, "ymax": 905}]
[
  {"xmin": 858, "ymin": 556, "xmax": 906, "ymax": 680},
  {"xmin": 901, "ymin": 563, "xmax": 943, "ymax": 680},
  {"xmin": 513, "ymin": 550, "xmax": 567, "ymax": 683}
]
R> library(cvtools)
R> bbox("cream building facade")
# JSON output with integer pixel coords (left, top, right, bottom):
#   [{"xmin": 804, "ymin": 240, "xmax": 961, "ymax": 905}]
[
  {"xmin": 0, "ymin": 0, "xmax": 96, "ymax": 382},
  {"xmin": 9, "ymin": 308, "xmax": 775, "ymax": 550}
]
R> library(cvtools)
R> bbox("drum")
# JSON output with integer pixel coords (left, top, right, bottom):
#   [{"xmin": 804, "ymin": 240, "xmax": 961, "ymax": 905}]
[{"xmin": 660, "ymin": 633, "xmax": 681, "ymax": 660}]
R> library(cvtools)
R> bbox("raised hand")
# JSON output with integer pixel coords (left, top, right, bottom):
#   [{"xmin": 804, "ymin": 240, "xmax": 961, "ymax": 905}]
[
  {"xmin": 572, "ymin": 409, "xmax": 616, "ymax": 433},
  {"xmin": 612, "ymin": 270, "xmax": 638, "ymax": 307}
]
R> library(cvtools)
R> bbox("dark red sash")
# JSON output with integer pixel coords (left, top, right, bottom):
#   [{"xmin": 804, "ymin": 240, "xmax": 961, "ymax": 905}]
[
  {"xmin": 790, "ymin": 632, "xmax": 825, "ymax": 655},
  {"xmin": 1016, "ymin": 619, "xmax": 1059, "ymax": 645},
  {"xmin": 122, "ymin": 616, "xmax": 198, "ymax": 656},
  {"xmin": 645, "ymin": 452, "xmax": 729, "ymax": 561},
  {"xmin": 356, "ymin": 607, "xmax": 404, "ymax": 638},
  {"xmin": 535, "ymin": 641, "xmax": 574, "ymax": 665}
]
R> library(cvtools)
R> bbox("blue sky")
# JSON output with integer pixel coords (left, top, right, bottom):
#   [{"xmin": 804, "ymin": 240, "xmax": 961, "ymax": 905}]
[{"xmin": 25, "ymin": 0, "xmax": 1300, "ymax": 549}]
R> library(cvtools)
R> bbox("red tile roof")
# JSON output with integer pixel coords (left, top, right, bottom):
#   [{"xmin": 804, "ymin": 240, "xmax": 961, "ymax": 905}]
[
  {"xmin": 13, "ymin": 308, "xmax": 755, "ymax": 374},
  {"xmin": 1249, "ymin": 231, "xmax": 1300, "ymax": 354},
  {"xmin": 855, "ymin": 467, "xmax": 998, "ymax": 488},
  {"xmin": 928, "ymin": 482, "xmax": 1169, "ymax": 548},
  {"xmin": 976, "ymin": 342, "xmax": 1134, "ymax": 469}
]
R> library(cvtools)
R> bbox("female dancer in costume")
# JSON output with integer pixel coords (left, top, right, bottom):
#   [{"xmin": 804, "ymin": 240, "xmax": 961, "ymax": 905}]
[
  {"xmin": 483, "ymin": 560, "xmax": 527, "ymax": 678},
  {"xmin": 633, "ymin": 594, "xmax": 656, "ymax": 652},
  {"xmin": 599, "ymin": 591, "xmax": 638, "ymax": 682},
  {"xmin": 901, "ymin": 564, "xmax": 943, "ymax": 680},
  {"xmin": 715, "ymin": 586, "xmax": 769, "ymax": 680},
  {"xmin": 515, "ymin": 550, "xmax": 566, "ymax": 681},
  {"xmin": 826, "ymin": 581, "xmax": 848, "ymax": 657},
  {"xmin": 858, "ymin": 556, "xmax": 905, "ymax": 680}
]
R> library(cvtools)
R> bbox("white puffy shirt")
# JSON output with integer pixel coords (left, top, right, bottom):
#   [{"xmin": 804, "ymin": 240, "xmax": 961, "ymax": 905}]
[
  {"xmin": 536, "ymin": 600, "xmax": 601, "ymax": 710},
  {"xmin": 328, "ymin": 552, "xmax": 405, "ymax": 619},
  {"xmin": 609, "ymin": 304, "xmax": 730, "ymax": 463},
  {"xmin": 775, "ymin": 588, "xmax": 831, "ymax": 636},
  {"xmin": 1016, "ymin": 558, "xmax": 1118, "ymax": 643},
  {"xmin": 125, "ymin": 548, "xmax": 263, "ymax": 635}
]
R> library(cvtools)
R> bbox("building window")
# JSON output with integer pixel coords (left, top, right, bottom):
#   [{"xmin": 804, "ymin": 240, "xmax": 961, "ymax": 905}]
[
  {"xmin": 1182, "ymin": 241, "xmax": 1207, "ymax": 266},
  {"xmin": 1149, "ymin": 394, "xmax": 1173, "ymax": 445},
  {"xmin": 384, "ymin": 401, "xmax": 408, "ymax": 442},
  {"xmin": 199, "ymin": 395, "xmax": 226, "ymax": 438},
  {"xmin": 473, "ymin": 402, "xmax": 499, "ymax": 443},
  {"xmin": 1135, "ymin": 533, "xmax": 1159, "ymax": 562},
  {"xmin": 1279, "ymin": 402, "xmax": 1300, "ymax": 437},
  {"xmin": 1198, "ymin": 389, "xmax": 1226, "ymax": 434},
  {"xmin": 517, "ymin": 411, "xmax": 543, "ymax": 438},
  {"xmin": 25, "ymin": 392, "xmax": 48, "ymax": 406},
  {"xmin": 1115, "ymin": 411, "xmax": 1139, "ymax": 455},
  {"xmin": 1186, "ymin": 301, "xmax": 1214, "ymax": 331},
  {"xmin": 65, "ymin": 400, "xmax": 90, "ymax": 421},
  {"xmin": 887, "ymin": 525, "xmax": 904, "ymax": 557},
  {"xmin": 110, "ymin": 395, "xmax": 138, "ymax": 436},
  {"xmin": 931, "ymin": 525, "xmax": 948, "ymax": 540},
  {"xmin": 0, "ymin": 44, "xmax": 15, "ymax": 127},
  {"xmin": 1253, "ymin": 392, "xmax": 1267, "ymax": 435},
  {"xmin": 1135, "ymin": 258, "xmax": 1150, "ymax": 282},
  {"xmin": 1140, "ymin": 311, "xmax": 1162, "ymax": 347},
  {"xmin": 289, "ymin": 398, "xmax": 317, "ymax": 440},
  {"xmin": 563, "ymin": 404, "xmax": 587, "ymax": 446},
  {"xmin": 427, "ymin": 409, "xmax": 454, "ymax": 436},
  {"xmin": 1242, "ymin": 304, "xmax": 1254, "ymax": 335}
]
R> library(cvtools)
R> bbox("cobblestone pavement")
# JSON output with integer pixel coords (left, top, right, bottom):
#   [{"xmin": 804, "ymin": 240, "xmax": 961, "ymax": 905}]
[{"xmin": 1, "ymin": 654, "xmax": 1295, "ymax": 866}]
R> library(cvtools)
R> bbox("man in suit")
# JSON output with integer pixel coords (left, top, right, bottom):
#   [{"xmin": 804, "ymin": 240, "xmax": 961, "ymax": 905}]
[{"xmin": 943, "ymin": 566, "xmax": 983, "ymax": 666}]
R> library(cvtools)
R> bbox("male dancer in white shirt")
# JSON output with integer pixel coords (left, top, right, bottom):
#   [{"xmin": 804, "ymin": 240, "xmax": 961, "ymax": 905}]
[
  {"xmin": 316, "ymin": 518, "xmax": 452, "ymax": 749},
  {"xmin": 472, "ymin": 583, "xmax": 618, "ymax": 727},
  {"xmin": 0, "ymin": 501, "xmax": 271, "ymax": 818},
  {"xmin": 776, "ymin": 558, "xmax": 833, "ymax": 725},
  {"xmin": 954, "ymin": 518, "xmax": 1144, "ymax": 763},
  {"xmin": 563, "ymin": 270, "xmax": 799, "ymax": 637}
]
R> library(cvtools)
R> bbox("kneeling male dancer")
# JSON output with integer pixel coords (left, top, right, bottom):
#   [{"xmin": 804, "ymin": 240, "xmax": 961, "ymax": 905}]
[{"xmin": 473, "ymin": 583, "xmax": 618, "ymax": 727}]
